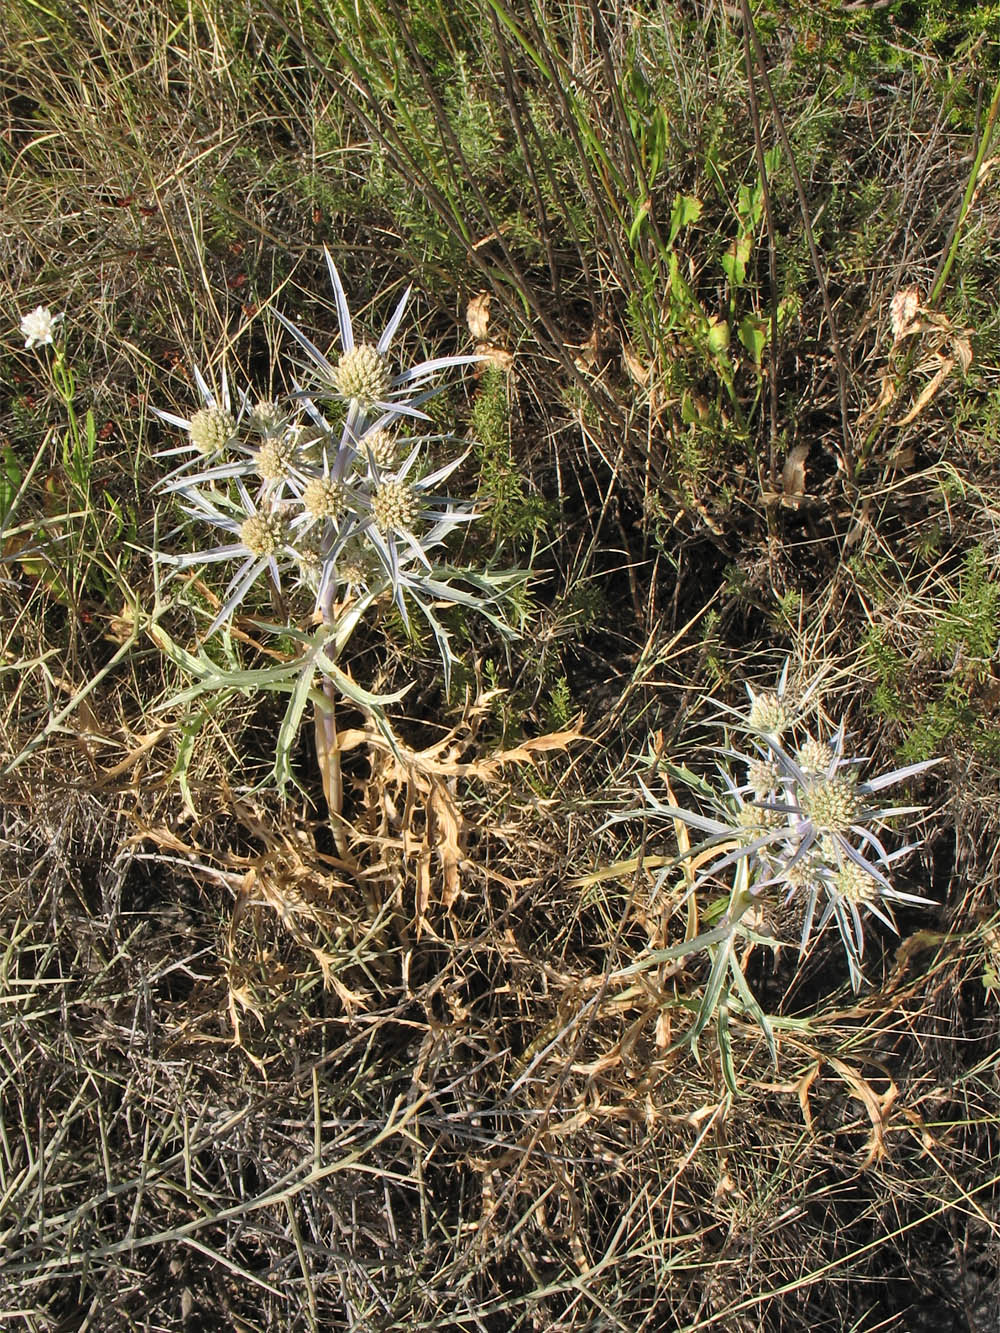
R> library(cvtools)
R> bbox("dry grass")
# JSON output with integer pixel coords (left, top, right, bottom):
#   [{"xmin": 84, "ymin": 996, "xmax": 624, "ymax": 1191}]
[{"xmin": 2, "ymin": 1, "xmax": 1000, "ymax": 1329}]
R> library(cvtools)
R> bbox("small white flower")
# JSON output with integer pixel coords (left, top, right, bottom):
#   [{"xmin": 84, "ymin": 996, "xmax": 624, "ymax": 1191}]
[{"xmin": 20, "ymin": 306, "xmax": 62, "ymax": 350}]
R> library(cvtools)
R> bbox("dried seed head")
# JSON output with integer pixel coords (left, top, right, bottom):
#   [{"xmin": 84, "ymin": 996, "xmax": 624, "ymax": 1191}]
[
  {"xmin": 332, "ymin": 343, "xmax": 391, "ymax": 406},
  {"xmin": 302, "ymin": 477, "xmax": 347, "ymax": 521},
  {"xmin": 189, "ymin": 406, "xmax": 235, "ymax": 456},
  {"xmin": 361, "ymin": 428, "xmax": 398, "ymax": 471},
  {"xmin": 371, "ymin": 479, "xmax": 419, "ymax": 535},
  {"xmin": 796, "ymin": 737, "xmax": 834, "ymax": 775},
  {"xmin": 249, "ymin": 400, "xmax": 284, "ymax": 437},
  {"xmin": 240, "ymin": 511, "xmax": 287, "ymax": 557},
  {"xmin": 256, "ymin": 436, "xmax": 297, "ymax": 483},
  {"xmin": 747, "ymin": 691, "xmax": 792, "ymax": 737},
  {"xmin": 799, "ymin": 773, "xmax": 864, "ymax": 834},
  {"xmin": 746, "ymin": 757, "xmax": 780, "ymax": 796}
]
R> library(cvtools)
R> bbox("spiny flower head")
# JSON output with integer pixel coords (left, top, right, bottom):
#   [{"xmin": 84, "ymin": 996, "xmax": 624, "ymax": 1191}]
[
  {"xmin": 295, "ymin": 530, "xmax": 326, "ymax": 578},
  {"xmin": 332, "ymin": 344, "xmax": 392, "ymax": 408},
  {"xmin": 256, "ymin": 436, "xmax": 298, "ymax": 484},
  {"xmin": 361, "ymin": 427, "xmax": 398, "ymax": 471},
  {"xmin": 189, "ymin": 406, "xmax": 236, "ymax": 456},
  {"xmin": 151, "ymin": 364, "xmax": 246, "ymax": 491},
  {"xmin": 336, "ymin": 538, "xmax": 378, "ymax": 589},
  {"xmin": 747, "ymin": 690, "xmax": 793, "ymax": 738},
  {"xmin": 302, "ymin": 476, "xmax": 347, "ymax": 521},
  {"xmin": 796, "ymin": 737, "xmax": 834, "ymax": 775},
  {"xmin": 709, "ymin": 659, "xmax": 824, "ymax": 742},
  {"xmin": 746, "ymin": 757, "xmax": 780, "ymax": 796},
  {"xmin": 157, "ymin": 475, "xmax": 297, "ymax": 638},
  {"xmin": 781, "ymin": 854, "xmax": 824, "ymax": 895},
  {"xmin": 371, "ymin": 478, "xmax": 419, "ymax": 535},
  {"xmin": 270, "ymin": 246, "xmax": 484, "ymax": 430},
  {"xmin": 832, "ymin": 858, "xmax": 876, "ymax": 905},
  {"xmin": 628, "ymin": 661, "xmax": 942, "ymax": 991},
  {"xmin": 240, "ymin": 511, "xmax": 288, "ymax": 557},
  {"xmin": 735, "ymin": 800, "xmax": 785, "ymax": 841},
  {"xmin": 249, "ymin": 400, "xmax": 285, "ymax": 437},
  {"xmin": 797, "ymin": 771, "xmax": 864, "ymax": 834}
]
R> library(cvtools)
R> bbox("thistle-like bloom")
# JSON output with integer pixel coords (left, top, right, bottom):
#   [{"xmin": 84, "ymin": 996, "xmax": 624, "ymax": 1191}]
[
  {"xmin": 152, "ymin": 253, "xmax": 518, "ymax": 688},
  {"xmin": 358, "ymin": 426, "xmax": 399, "ymax": 474},
  {"xmin": 630, "ymin": 765, "xmax": 792, "ymax": 909},
  {"xmin": 715, "ymin": 659, "xmax": 825, "ymax": 742},
  {"xmin": 301, "ymin": 475, "xmax": 347, "ymax": 522},
  {"xmin": 247, "ymin": 399, "xmax": 287, "ymax": 439},
  {"xmin": 631, "ymin": 668, "xmax": 941, "ymax": 988},
  {"xmin": 371, "ymin": 478, "xmax": 419, "ymax": 536},
  {"xmin": 331, "ymin": 343, "xmax": 392, "ymax": 408},
  {"xmin": 151, "ymin": 365, "xmax": 247, "ymax": 489},
  {"xmin": 329, "ymin": 510, "xmax": 514, "ymax": 692},
  {"xmin": 759, "ymin": 720, "xmax": 936, "ymax": 899},
  {"xmin": 20, "ymin": 306, "xmax": 62, "ymax": 350},
  {"xmin": 811, "ymin": 837, "xmax": 926, "ymax": 988},
  {"xmin": 271, "ymin": 247, "xmax": 483, "ymax": 430},
  {"xmin": 160, "ymin": 477, "xmax": 295, "ymax": 637},
  {"xmin": 254, "ymin": 435, "xmax": 299, "ymax": 487},
  {"xmin": 352, "ymin": 439, "xmax": 477, "ymax": 612}
]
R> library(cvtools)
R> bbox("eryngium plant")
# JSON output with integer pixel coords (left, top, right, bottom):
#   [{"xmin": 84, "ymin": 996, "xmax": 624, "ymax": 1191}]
[
  {"xmin": 152, "ymin": 249, "xmax": 521, "ymax": 840},
  {"xmin": 610, "ymin": 664, "xmax": 939, "ymax": 1082}
]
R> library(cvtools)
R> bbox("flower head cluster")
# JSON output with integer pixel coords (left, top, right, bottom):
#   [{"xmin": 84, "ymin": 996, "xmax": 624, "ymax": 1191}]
[
  {"xmin": 640, "ymin": 667, "xmax": 940, "ymax": 988},
  {"xmin": 152, "ymin": 251, "xmax": 510, "ymax": 688}
]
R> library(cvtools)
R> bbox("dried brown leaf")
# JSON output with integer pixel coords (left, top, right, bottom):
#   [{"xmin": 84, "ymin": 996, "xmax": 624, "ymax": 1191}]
[
  {"xmin": 890, "ymin": 285, "xmax": 921, "ymax": 341},
  {"xmin": 477, "ymin": 715, "xmax": 587, "ymax": 776},
  {"xmin": 337, "ymin": 716, "xmax": 584, "ymax": 929},
  {"xmin": 859, "ymin": 373, "xmax": 897, "ymax": 424},
  {"xmin": 887, "ymin": 445, "xmax": 915, "ymax": 471},
  {"xmin": 953, "ymin": 332, "xmax": 973, "ymax": 374},
  {"xmin": 338, "ymin": 715, "xmax": 586, "ymax": 781},
  {"xmin": 828, "ymin": 1056, "xmax": 898, "ymax": 1168},
  {"xmin": 844, "ymin": 496, "xmax": 872, "ymax": 549},
  {"xmin": 475, "ymin": 341, "xmax": 513, "ymax": 371},
  {"xmin": 796, "ymin": 1061, "xmax": 821, "ymax": 1137},
  {"xmin": 654, "ymin": 1008, "xmax": 671, "ymax": 1050},
  {"xmin": 896, "ymin": 355, "xmax": 954, "ymax": 426},
  {"xmin": 429, "ymin": 778, "xmax": 464, "ymax": 910},
  {"xmin": 780, "ymin": 444, "xmax": 808, "ymax": 508},
  {"xmin": 95, "ymin": 726, "xmax": 173, "ymax": 787},
  {"xmin": 912, "ymin": 309, "xmax": 952, "ymax": 334},
  {"xmin": 622, "ymin": 343, "xmax": 650, "ymax": 386},
  {"xmin": 466, "ymin": 291, "xmax": 492, "ymax": 340},
  {"xmin": 574, "ymin": 326, "xmax": 600, "ymax": 373}
]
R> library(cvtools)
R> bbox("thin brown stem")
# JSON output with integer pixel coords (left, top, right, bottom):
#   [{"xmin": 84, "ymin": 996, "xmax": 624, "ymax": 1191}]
[
  {"xmin": 741, "ymin": 0, "xmax": 855, "ymax": 482},
  {"xmin": 316, "ymin": 675, "xmax": 348, "ymax": 858},
  {"xmin": 741, "ymin": 8, "xmax": 780, "ymax": 497}
]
